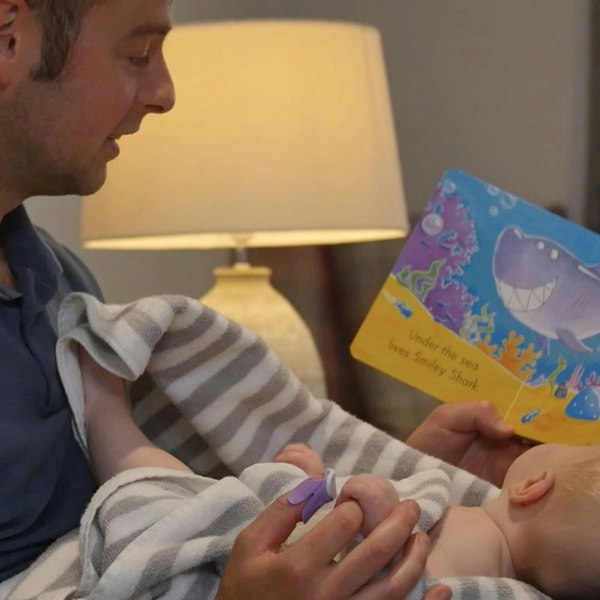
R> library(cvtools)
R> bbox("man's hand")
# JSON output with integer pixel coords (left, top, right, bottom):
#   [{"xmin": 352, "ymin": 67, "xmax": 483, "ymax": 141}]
[
  {"xmin": 406, "ymin": 401, "xmax": 530, "ymax": 487},
  {"xmin": 216, "ymin": 491, "xmax": 451, "ymax": 600}
]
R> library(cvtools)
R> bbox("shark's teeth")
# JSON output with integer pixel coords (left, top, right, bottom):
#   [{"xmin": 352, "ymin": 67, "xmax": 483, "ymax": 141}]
[{"xmin": 496, "ymin": 278, "xmax": 557, "ymax": 312}]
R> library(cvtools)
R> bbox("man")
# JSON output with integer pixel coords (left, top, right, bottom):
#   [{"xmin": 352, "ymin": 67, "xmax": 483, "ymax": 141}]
[
  {"xmin": 0, "ymin": 1, "xmax": 525, "ymax": 597},
  {"xmin": 0, "ymin": 0, "xmax": 175, "ymax": 585}
]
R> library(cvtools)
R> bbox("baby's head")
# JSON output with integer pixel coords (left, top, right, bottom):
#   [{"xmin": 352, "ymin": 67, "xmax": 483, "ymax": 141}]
[{"xmin": 497, "ymin": 443, "xmax": 600, "ymax": 599}]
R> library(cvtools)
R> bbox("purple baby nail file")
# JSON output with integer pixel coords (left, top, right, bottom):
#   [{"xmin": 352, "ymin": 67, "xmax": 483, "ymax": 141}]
[{"xmin": 288, "ymin": 469, "xmax": 337, "ymax": 523}]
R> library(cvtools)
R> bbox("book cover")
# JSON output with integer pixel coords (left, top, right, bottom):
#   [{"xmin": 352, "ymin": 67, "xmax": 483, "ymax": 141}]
[{"xmin": 351, "ymin": 170, "xmax": 600, "ymax": 444}]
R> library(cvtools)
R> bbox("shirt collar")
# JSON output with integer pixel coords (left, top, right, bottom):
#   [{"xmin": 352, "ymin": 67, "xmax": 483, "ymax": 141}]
[{"xmin": 0, "ymin": 204, "xmax": 63, "ymax": 305}]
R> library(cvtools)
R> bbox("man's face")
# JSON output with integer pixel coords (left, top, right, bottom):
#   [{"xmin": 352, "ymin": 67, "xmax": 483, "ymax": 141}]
[{"xmin": 1, "ymin": 0, "xmax": 175, "ymax": 199}]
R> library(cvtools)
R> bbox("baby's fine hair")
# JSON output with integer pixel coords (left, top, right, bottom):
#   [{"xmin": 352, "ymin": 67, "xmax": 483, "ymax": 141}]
[{"xmin": 546, "ymin": 454, "xmax": 600, "ymax": 600}]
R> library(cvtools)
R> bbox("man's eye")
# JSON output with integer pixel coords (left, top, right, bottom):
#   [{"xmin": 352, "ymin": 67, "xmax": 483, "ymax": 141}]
[{"xmin": 128, "ymin": 54, "xmax": 150, "ymax": 67}]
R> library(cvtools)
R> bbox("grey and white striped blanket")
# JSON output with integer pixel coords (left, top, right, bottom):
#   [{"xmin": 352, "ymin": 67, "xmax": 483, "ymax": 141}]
[{"xmin": 6, "ymin": 293, "xmax": 549, "ymax": 599}]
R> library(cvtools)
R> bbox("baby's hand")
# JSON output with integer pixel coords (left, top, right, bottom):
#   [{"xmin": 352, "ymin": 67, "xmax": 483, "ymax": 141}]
[
  {"xmin": 337, "ymin": 474, "xmax": 400, "ymax": 537},
  {"xmin": 275, "ymin": 443, "xmax": 324, "ymax": 478}
]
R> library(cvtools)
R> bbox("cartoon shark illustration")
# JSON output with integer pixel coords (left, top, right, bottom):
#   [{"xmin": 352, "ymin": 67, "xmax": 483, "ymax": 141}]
[{"xmin": 493, "ymin": 227, "xmax": 600, "ymax": 353}]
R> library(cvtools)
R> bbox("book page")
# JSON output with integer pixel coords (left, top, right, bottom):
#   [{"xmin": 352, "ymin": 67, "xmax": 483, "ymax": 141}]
[{"xmin": 352, "ymin": 170, "xmax": 600, "ymax": 444}]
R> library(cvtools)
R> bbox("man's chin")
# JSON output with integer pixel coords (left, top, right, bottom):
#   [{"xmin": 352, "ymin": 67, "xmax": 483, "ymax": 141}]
[
  {"xmin": 37, "ymin": 167, "xmax": 109, "ymax": 198},
  {"xmin": 75, "ymin": 167, "xmax": 109, "ymax": 197}
]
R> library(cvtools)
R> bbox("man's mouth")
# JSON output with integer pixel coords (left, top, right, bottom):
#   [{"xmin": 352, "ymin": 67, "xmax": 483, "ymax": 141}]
[
  {"xmin": 109, "ymin": 127, "xmax": 140, "ymax": 140},
  {"xmin": 105, "ymin": 136, "xmax": 121, "ymax": 159},
  {"xmin": 106, "ymin": 129, "xmax": 139, "ymax": 156}
]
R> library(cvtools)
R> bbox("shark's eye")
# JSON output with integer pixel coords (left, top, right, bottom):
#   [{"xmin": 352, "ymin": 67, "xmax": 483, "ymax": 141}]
[
  {"xmin": 550, "ymin": 249, "xmax": 559, "ymax": 260},
  {"xmin": 537, "ymin": 241, "xmax": 545, "ymax": 250}
]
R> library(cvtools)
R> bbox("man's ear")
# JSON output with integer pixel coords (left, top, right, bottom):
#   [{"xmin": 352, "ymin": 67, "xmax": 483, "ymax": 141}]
[
  {"xmin": 508, "ymin": 469, "xmax": 555, "ymax": 507},
  {"xmin": 0, "ymin": 1, "xmax": 19, "ymax": 57},
  {"xmin": 0, "ymin": 0, "xmax": 27, "ymax": 88}
]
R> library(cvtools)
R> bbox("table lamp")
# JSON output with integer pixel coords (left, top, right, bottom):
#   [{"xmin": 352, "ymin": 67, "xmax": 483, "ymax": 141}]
[{"xmin": 80, "ymin": 20, "xmax": 409, "ymax": 398}]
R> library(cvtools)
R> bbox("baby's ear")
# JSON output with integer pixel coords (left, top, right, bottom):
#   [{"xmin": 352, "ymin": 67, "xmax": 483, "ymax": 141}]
[{"xmin": 507, "ymin": 469, "xmax": 555, "ymax": 507}]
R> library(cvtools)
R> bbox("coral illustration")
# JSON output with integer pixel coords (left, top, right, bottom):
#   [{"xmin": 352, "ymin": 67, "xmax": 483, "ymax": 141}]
[
  {"xmin": 395, "ymin": 260, "xmax": 444, "ymax": 302},
  {"xmin": 476, "ymin": 334, "xmax": 498, "ymax": 359},
  {"xmin": 566, "ymin": 363, "xmax": 584, "ymax": 392},
  {"xmin": 547, "ymin": 356, "xmax": 568, "ymax": 394},
  {"xmin": 393, "ymin": 186, "xmax": 479, "ymax": 333},
  {"xmin": 424, "ymin": 280, "xmax": 477, "ymax": 331},
  {"xmin": 476, "ymin": 331, "xmax": 541, "ymax": 382},
  {"xmin": 460, "ymin": 303, "xmax": 496, "ymax": 344},
  {"xmin": 583, "ymin": 371, "xmax": 600, "ymax": 389}
]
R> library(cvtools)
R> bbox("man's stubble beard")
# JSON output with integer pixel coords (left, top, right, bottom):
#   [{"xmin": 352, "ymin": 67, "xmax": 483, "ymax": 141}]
[{"xmin": 1, "ymin": 78, "xmax": 108, "ymax": 200}]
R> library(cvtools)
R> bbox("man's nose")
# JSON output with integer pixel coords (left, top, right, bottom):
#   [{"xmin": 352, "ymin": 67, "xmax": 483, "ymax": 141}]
[{"xmin": 142, "ymin": 57, "xmax": 176, "ymax": 115}]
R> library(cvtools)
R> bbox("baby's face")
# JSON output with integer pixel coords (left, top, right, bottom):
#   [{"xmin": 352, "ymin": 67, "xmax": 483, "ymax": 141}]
[{"xmin": 503, "ymin": 443, "xmax": 600, "ymax": 488}]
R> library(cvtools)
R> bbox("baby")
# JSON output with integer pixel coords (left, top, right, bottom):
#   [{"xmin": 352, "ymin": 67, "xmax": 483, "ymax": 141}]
[
  {"xmin": 276, "ymin": 441, "xmax": 600, "ymax": 600},
  {"xmin": 79, "ymin": 346, "xmax": 596, "ymax": 599}
]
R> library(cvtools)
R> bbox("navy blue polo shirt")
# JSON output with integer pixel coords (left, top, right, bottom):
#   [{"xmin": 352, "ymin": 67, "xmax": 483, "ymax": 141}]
[{"xmin": 0, "ymin": 206, "xmax": 99, "ymax": 581}]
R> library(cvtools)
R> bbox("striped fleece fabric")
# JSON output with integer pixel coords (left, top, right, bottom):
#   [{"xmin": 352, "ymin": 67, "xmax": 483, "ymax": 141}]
[{"xmin": 6, "ymin": 293, "xmax": 550, "ymax": 600}]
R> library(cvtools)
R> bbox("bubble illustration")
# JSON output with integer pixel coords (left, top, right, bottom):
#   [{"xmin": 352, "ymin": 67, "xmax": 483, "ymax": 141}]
[
  {"xmin": 487, "ymin": 185, "xmax": 500, "ymax": 196},
  {"xmin": 442, "ymin": 180, "xmax": 457, "ymax": 195},
  {"xmin": 421, "ymin": 213, "xmax": 444, "ymax": 236},
  {"xmin": 500, "ymin": 193, "xmax": 518, "ymax": 209},
  {"xmin": 489, "ymin": 206, "xmax": 499, "ymax": 217}
]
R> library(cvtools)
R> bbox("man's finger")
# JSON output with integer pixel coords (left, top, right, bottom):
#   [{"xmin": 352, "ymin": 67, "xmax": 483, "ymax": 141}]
[
  {"xmin": 472, "ymin": 401, "xmax": 515, "ymax": 439},
  {"xmin": 238, "ymin": 492, "xmax": 304, "ymax": 553},
  {"xmin": 351, "ymin": 529, "xmax": 429, "ymax": 600},
  {"xmin": 329, "ymin": 500, "xmax": 422, "ymax": 597},
  {"xmin": 436, "ymin": 401, "xmax": 513, "ymax": 438},
  {"xmin": 388, "ymin": 532, "xmax": 431, "ymax": 596},
  {"xmin": 287, "ymin": 499, "xmax": 363, "ymax": 566}
]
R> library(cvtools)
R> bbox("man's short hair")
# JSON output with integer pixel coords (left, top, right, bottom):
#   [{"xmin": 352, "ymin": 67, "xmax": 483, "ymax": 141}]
[{"xmin": 25, "ymin": 0, "xmax": 105, "ymax": 81}]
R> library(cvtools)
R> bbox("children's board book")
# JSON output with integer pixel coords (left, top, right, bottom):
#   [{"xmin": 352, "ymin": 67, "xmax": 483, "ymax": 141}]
[{"xmin": 351, "ymin": 169, "xmax": 600, "ymax": 445}]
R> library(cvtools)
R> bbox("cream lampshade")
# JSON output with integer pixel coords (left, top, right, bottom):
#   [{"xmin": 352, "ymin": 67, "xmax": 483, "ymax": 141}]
[{"xmin": 81, "ymin": 20, "xmax": 409, "ymax": 397}]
